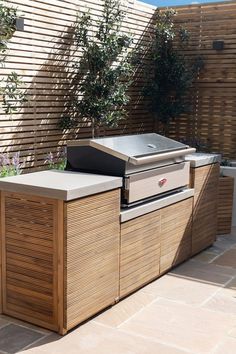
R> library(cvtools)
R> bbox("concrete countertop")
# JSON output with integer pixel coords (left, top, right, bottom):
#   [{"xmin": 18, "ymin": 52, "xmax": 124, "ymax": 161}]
[
  {"xmin": 0, "ymin": 170, "xmax": 123, "ymax": 201},
  {"xmin": 185, "ymin": 152, "xmax": 221, "ymax": 168}
]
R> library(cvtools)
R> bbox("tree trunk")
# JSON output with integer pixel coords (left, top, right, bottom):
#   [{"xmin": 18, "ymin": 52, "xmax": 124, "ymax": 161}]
[{"xmin": 91, "ymin": 118, "xmax": 95, "ymax": 139}]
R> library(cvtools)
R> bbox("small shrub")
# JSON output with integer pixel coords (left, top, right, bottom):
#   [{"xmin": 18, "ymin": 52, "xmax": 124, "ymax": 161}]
[
  {"xmin": 143, "ymin": 9, "xmax": 203, "ymax": 134},
  {"xmin": 0, "ymin": 151, "xmax": 22, "ymax": 177},
  {"xmin": 60, "ymin": 0, "xmax": 136, "ymax": 137},
  {"xmin": 45, "ymin": 149, "xmax": 67, "ymax": 170},
  {"xmin": 0, "ymin": 0, "xmax": 26, "ymax": 115}
]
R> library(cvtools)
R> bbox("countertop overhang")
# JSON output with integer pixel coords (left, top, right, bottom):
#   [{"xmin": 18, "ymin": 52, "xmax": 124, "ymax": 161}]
[
  {"xmin": 0, "ymin": 170, "xmax": 123, "ymax": 201},
  {"xmin": 121, "ymin": 188, "xmax": 194, "ymax": 222},
  {"xmin": 185, "ymin": 152, "xmax": 221, "ymax": 167}
]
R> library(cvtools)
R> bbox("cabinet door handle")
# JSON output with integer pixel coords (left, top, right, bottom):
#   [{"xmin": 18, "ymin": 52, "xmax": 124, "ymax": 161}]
[{"xmin": 159, "ymin": 178, "xmax": 167, "ymax": 187}]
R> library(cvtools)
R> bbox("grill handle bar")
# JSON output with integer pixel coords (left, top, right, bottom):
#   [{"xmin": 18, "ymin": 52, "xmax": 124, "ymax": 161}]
[{"xmin": 129, "ymin": 148, "xmax": 196, "ymax": 166}]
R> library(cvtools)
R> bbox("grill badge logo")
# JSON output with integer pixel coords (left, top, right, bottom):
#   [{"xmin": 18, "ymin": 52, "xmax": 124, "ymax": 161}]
[{"xmin": 159, "ymin": 178, "xmax": 167, "ymax": 187}]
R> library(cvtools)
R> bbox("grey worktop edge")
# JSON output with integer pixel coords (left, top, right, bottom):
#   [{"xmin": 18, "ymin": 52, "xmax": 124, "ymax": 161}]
[
  {"xmin": 66, "ymin": 179, "xmax": 122, "ymax": 201},
  {"xmin": 185, "ymin": 153, "xmax": 221, "ymax": 168},
  {"xmin": 0, "ymin": 178, "xmax": 122, "ymax": 201},
  {"xmin": 120, "ymin": 188, "xmax": 194, "ymax": 223}
]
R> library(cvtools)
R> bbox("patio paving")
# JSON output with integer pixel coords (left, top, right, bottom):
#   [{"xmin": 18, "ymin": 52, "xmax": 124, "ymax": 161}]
[{"xmin": 1, "ymin": 229, "xmax": 236, "ymax": 354}]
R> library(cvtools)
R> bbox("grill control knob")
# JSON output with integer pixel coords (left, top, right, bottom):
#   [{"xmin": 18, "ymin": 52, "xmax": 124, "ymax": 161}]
[{"xmin": 159, "ymin": 178, "xmax": 167, "ymax": 187}]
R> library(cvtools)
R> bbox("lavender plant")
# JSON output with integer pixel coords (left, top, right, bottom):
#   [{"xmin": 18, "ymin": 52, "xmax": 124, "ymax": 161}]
[
  {"xmin": 0, "ymin": 151, "xmax": 21, "ymax": 177},
  {"xmin": 45, "ymin": 149, "xmax": 66, "ymax": 170}
]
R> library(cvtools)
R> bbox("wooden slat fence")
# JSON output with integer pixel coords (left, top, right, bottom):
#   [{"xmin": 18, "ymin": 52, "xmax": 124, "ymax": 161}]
[
  {"xmin": 168, "ymin": 1, "xmax": 236, "ymax": 159},
  {"xmin": 0, "ymin": 0, "xmax": 156, "ymax": 170},
  {"xmin": 1, "ymin": 0, "xmax": 236, "ymax": 171}
]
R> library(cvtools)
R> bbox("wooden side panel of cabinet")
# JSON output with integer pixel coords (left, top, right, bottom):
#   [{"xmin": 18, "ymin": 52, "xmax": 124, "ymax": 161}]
[
  {"xmin": 120, "ymin": 210, "xmax": 161, "ymax": 298},
  {"xmin": 191, "ymin": 163, "xmax": 220, "ymax": 255},
  {"xmin": 217, "ymin": 176, "xmax": 234, "ymax": 235},
  {"xmin": 160, "ymin": 198, "xmax": 193, "ymax": 274},
  {"xmin": 65, "ymin": 189, "xmax": 120, "ymax": 331},
  {"xmin": 1, "ymin": 192, "xmax": 64, "ymax": 333}
]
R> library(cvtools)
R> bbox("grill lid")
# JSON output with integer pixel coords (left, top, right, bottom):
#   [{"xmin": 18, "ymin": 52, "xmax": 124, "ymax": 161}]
[
  {"xmin": 89, "ymin": 133, "xmax": 188, "ymax": 158},
  {"xmin": 68, "ymin": 133, "xmax": 192, "ymax": 163}
]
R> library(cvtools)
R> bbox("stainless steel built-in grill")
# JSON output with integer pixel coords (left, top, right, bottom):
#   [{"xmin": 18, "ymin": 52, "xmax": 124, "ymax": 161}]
[{"xmin": 66, "ymin": 133, "xmax": 195, "ymax": 206}]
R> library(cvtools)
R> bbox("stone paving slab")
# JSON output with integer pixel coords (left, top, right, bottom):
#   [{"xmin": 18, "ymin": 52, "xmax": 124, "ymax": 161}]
[
  {"xmin": 212, "ymin": 337, "xmax": 236, "ymax": 353},
  {"xmin": 0, "ymin": 324, "xmax": 44, "ymax": 354},
  {"xmin": 119, "ymin": 298, "xmax": 236, "ymax": 353},
  {"xmin": 140, "ymin": 271, "xmax": 231, "ymax": 305},
  {"xmin": 0, "ymin": 229, "xmax": 236, "ymax": 354},
  {"xmin": 20, "ymin": 322, "xmax": 190, "ymax": 354},
  {"xmin": 213, "ymin": 248, "xmax": 236, "ymax": 268},
  {"xmin": 94, "ymin": 291, "xmax": 156, "ymax": 328}
]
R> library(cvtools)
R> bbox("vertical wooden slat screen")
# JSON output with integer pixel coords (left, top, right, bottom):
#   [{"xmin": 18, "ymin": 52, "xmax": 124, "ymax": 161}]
[{"xmin": 1, "ymin": 0, "xmax": 236, "ymax": 171}]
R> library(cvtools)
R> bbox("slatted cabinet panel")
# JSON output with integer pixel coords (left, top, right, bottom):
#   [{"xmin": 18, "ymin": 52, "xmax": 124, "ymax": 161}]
[
  {"xmin": 1, "ymin": 192, "xmax": 63, "ymax": 332},
  {"xmin": 0, "ymin": 187, "xmax": 197, "ymax": 333},
  {"xmin": 217, "ymin": 176, "xmax": 234, "ymax": 235},
  {"xmin": 120, "ymin": 210, "xmax": 161, "ymax": 298},
  {"xmin": 160, "ymin": 198, "xmax": 193, "ymax": 274},
  {"xmin": 191, "ymin": 163, "xmax": 220, "ymax": 255},
  {"xmin": 65, "ymin": 189, "xmax": 120, "ymax": 330},
  {"xmin": 120, "ymin": 197, "xmax": 194, "ymax": 297}
]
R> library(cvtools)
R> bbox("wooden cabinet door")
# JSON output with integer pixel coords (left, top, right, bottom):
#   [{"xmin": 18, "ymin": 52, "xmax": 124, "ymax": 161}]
[
  {"xmin": 191, "ymin": 163, "xmax": 219, "ymax": 255},
  {"xmin": 120, "ymin": 210, "xmax": 161, "ymax": 298},
  {"xmin": 160, "ymin": 198, "xmax": 193, "ymax": 274},
  {"xmin": 1, "ymin": 192, "xmax": 63, "ymax": 333},
  {"xmin": 217, "ymin": 176, "xmax": 234, "ymax": 234},
  {"xmin": 65, "ymin": 189, "xmax": 120, "ymax": 331}
]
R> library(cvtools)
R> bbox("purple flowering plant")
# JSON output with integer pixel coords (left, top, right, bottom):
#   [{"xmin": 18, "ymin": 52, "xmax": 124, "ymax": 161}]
[
  {"xmin": 0, "ymin": 152, "xmax": 22, "ymax": 177},
  {"xmin": 45, "ymin": 148, "xmax": 66, "ymax": 170}
]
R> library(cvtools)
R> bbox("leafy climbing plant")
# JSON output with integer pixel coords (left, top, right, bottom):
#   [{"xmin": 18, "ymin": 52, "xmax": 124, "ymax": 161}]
[
  {"xmin": 144, "ymin": 9, "xmax": 203, "ymax": 134},
  {"xmin": 60, "ymin": 0, "xmax": 135, "ymax": 138},
  {"xmin": 0, "ymin": 0, "xmax": 26, "ymax": 115},
  {"xmin": 2, "ymin": 71, "xmax": 26, "ymax": 114},
  {"xmin": 0, "ymin": 0, "xmax": 17, "ymax": 58}
]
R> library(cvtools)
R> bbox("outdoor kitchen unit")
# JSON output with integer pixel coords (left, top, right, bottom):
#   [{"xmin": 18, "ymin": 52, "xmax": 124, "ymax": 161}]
[
  {"xmin": 66, "ymin": 133, "xmax": 196, "ymax": 206},
  {"xmin": 0, "ymin": 133, "xmax": 220, "ymax": 335}
]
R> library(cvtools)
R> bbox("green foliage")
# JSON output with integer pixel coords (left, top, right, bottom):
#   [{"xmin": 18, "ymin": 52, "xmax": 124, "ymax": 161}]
[
  {"xmin": 221, "ymin": 159, "xmax": 231, "ymax": 167},
  {"xmin": 2, "ymin": 71, "xmax": 26, "ymax": 114},
  {"xmin": 144, "ymin": 9, "xmax": 203, "ymax": 133},
  {"xmin": 180, "ymin": 137, "xmax": 209, "ymax": 152},
  {"xmin": 58, "ymin": 116, "xmax": 77, "ymax": 130},
  {"xmin": 45, "ymin": 150, "xmax": 67, "ymax": 170},
  {"xmin": 60, "ymin": 0, "xmax": 135, "ymax": 137},
  {"xmin": 0, "ymin": 0, "xmax": 17, "ymax": 60},
  {"xmin": 0, "ymin": 152, "xmax": 21, "ymax": 177},
  {"xmin": 0, "ymin": 0, "xmax": 26, "ymax": 115}
]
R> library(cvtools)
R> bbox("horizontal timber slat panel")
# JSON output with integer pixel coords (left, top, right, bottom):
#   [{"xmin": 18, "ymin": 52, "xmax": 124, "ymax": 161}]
[
  {"xmin": 1, "ymin": 192, "xmax": 63, "ymax": 332},
  {"xmin": 2, "ymin": 1, "xmax": 236, "ymax": 166},
  {"xmin": 2, "ymin": 0, "xmax": 155, "ymax": 170},
  {"xmin": 168, "ymin": 2, "xmax": 236, "ymax": 159}
]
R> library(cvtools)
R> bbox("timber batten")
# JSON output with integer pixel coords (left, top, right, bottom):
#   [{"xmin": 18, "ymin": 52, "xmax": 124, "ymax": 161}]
[
  {"xmin": 2, "ymin": 1, "xmax": 236, "ymax": 169},
  {"xmin": 191, "ymin": 163, "xmax": 220, "ymax": 255},
  {"xmin": 1, "ymin": 192, "xmax": 61, "ymax": 331}
]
